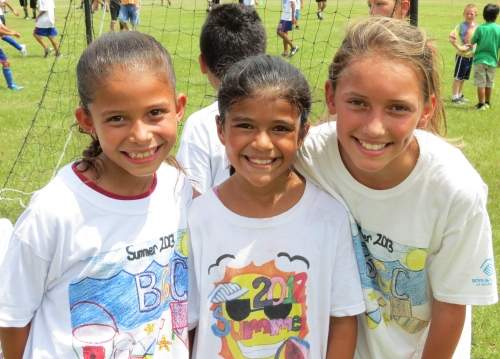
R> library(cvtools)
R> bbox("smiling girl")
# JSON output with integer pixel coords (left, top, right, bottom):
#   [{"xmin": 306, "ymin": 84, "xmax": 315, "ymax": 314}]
[
  {"xmin": 297, "ymin": 17, "xmax": 498, "ymax": 359},
  {"xmin": 188, "ymin": 55, "xmax": 365, "ymax": 359},
  {"xmin": 0, "ymin": 32, "xmax": 192, "ymax": 358}
]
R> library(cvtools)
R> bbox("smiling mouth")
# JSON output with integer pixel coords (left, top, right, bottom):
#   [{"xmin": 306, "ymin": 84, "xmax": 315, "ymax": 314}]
[
  {"xmin": 124, "ymin": 145, "xmax": 161, "ymax": 160},
  {"xmin": 357, "ymin": 139, "xmax": 388, "ymax": 151}
]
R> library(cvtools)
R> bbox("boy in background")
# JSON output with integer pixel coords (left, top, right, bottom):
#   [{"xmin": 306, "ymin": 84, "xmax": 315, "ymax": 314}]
[
  {"xmin": 0, "ymin": 23, "xmax": 23, "ymax": 90},
  {"xmin": 277, "ymin": 0, "xmax": 298, "ymax": 57},
  {"xmin": 470, "ymin": 3, "xmax": 499, "ymax": 110},
  {"xmin": 33, "ymin": 0, "xmax": 60, "ymax": 57},
  {"xmin": 118, "ymin": 0, "xmax": 139, "ymax": 31},
  {"xmin": 176, "ymin": 4, "xmax": 266, "ymax": 194},
  {"xmin": 449, "ymin": 3, "xmax": 477, "ymax": 104}
]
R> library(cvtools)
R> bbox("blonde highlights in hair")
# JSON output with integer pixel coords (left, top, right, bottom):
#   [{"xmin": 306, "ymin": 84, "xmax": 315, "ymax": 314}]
[{"xmin": 329, "ymin": 16, "xmax": 446, "ymax": 136}]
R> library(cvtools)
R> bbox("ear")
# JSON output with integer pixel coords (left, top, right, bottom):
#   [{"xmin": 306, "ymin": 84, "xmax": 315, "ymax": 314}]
[
  {"xmin": 199, "ymin": 54, "xmax": 208, "ymax": 75},
  {"xmin": 216, "ymin": 115, "xmax": 226, "ymax": 146},
  {"xmin": 418, "ymin": 94, "xmax": 436, "ymax": 129},
  {"xmin": 175, "ymin": 93, "xmax": 187, "ymax": 123},
  {"xmin": 75, "ymin": 107, "xmax": 95, "ymax": 134},
  {"xmin": 400, "ymin": 0, "xmax": 411, "ymax": 18},
  {"xmin": 324, "ymin": 80, "xmax": 337, "ymax": 115}
]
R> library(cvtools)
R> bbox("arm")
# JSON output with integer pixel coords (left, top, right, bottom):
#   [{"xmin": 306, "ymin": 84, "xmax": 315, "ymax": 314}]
[
  {"xmin": 4, "ymin": 1, "xmax": 19, "ymax": 16},
  {"xmin": 0, "ymin": 323, "xmax": 31, "ymax": 359},
  {"xmin": 326, "ymin": 316, "xmax": 357, "ymax": 359},
  {"xmin": 0, "ymin": 23, "xmax": 20, "ymax": 37},
  {"xmin": 421, "ymin": 299, "xmax": 466, "ymax": 359},
  {"xmin": 188, "ymin": 328, "xmax": 196, "ymax": 358}
]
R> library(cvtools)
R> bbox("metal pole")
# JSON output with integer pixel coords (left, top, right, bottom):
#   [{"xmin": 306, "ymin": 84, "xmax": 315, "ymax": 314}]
[
  {"xmin": 83, "ymin": 0, "xmax": 93, "ymax": 45},
  {"xmin": 410, "ymin": 0, "xmax": 418, "ymax": 26}
]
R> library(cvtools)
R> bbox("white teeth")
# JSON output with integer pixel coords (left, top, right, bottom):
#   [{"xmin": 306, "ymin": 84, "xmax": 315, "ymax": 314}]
[
  {"xmin": 128, "ymin": 149, "xmax": 155, "ymax": 159},
  {"xmin": 359, "ymin": 140, "xmax": 386, "ymax": 151},
  {"xmin": 248, "ymin": 158, "xmax": 273, "ymax": 165}
]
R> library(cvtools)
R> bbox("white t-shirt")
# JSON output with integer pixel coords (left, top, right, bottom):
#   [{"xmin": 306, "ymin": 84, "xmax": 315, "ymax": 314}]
[
  {"xmin": 36, "ymin": 0, "xmax": 55, "ymax": 28},
  {"xmin": 0, "ymin": 163, "xmax": 192, "ymax": 358},
  {"xmin": 296, "ymin": 122, "xmax": 498, "ymax": 359},
  {"xmin": 188, "ymin": 181, "xmax": 365, "ymax": 358},
  {"xmin": 176, "ymin": 101, "xmax": 230, "ymax": 194},
  {"xmin": 0, "ymin": 218, "xmax": 13, "ymax": 265},
  {"xmin": 281, "ymin": 0, "xmax": 296, "ymax": 21},
  {"xmin": 243, "ymin": 0, "xmax": 256, "ymax": 6}
]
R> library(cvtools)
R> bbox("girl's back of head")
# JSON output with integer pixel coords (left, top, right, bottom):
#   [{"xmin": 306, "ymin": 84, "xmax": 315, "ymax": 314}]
[
  {"xmin": 328, "ymin": 16, "xmax": 446, "ymax": 136},
  {"xmin": 218, "ymin": 54, "xmax": 311, "ymax": 128}
]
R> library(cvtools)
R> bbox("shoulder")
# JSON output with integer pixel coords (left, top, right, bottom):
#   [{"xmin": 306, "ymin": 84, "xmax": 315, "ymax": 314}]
[
  {"xmin": 417, "ymin": 131, "xmax": 487, "ymax": 204},
  {"xmin": 156, "ymin": 162, "xmax": 193, "ymax": 201},
  {"xmin": 181, "ymin": 101, "xmax": 219, "ymax": 135},
  {"xmin": 301, "ymin": 181, "xmax": 350, "ymax": 228},
  {"xmin": 27, "ymin": 163, "xmax": 82, "ymax": 215},
  {"xmin": 302, "ymin": 120, "xmax": 337, "ymax": 152}
]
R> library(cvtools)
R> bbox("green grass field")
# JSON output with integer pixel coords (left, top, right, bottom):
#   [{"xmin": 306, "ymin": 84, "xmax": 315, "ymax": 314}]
[{"xmin": 0, "ymin": 0, "xmax": 498, "ymax": 356}]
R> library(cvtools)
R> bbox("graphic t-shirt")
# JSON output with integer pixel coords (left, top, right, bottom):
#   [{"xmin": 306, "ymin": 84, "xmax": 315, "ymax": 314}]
[
  {"xmin": 188, "ymin": 181, "xmax": 365, "ymax": 358},
  {"xmin": 296, "ymin": 123, "xmax": 498, "ymax": 359},
  {"xmin": 0, "ymin": 163, "xmax": 192, "ymax": 358}
]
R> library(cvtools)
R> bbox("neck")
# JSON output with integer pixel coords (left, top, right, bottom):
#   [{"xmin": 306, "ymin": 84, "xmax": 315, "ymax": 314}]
[
  {"xmin": 218, "ymin": 170, "xmax": 306, "ymax": 218},
  {"xmin": 77, "ymin": 159, "xmax": 155, "ymax": 197}
]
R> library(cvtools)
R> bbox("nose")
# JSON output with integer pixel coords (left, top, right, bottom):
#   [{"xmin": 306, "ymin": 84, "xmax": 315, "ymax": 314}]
[
  {"xmin": 363, "ymin": 110, "xmax": 386, "ymax": 137},
  {"xmin": 253, "ymin": 130, "xmax": 273, "ymax": 151},
  {"xmin": 129, "ymin": 120, "xmax": 153, "ymax": 143}
]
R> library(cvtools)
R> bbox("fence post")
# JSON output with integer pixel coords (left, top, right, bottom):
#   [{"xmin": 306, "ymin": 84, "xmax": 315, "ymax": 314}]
[{"xmin": 83, "ymin": 0, "xmax": 93, "ymax": 45}]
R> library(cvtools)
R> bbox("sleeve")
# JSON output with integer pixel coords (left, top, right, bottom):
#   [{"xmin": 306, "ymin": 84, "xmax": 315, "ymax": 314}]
[
  {"xmin": 0, "ymin": 208, "xmax": 51, "ymax": 327},
  {"xmin": 329, "ymin": 212, "xmax": 366, "ymax": 317},
  {"xmin": 176, "ymin": 120, "xmax": 212, "ymax": 194},
  {"xmin": 428, "ymin": 188, "xmax": 498, "ymax": 305}
]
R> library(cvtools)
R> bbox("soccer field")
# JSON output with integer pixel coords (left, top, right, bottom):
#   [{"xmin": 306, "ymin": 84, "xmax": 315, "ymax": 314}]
[{"xmin": 0, "ymin": 0, "xmax": 498, "ymax": 356}]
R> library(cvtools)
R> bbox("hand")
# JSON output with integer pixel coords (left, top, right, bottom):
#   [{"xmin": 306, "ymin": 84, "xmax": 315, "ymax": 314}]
[
  {"xmin": 449, "ymin": 31, "xmax": 457, "ymax": 44},
  {"xmin": 13, "ymin": 31, "xmax": 21, "ymax": 38}
]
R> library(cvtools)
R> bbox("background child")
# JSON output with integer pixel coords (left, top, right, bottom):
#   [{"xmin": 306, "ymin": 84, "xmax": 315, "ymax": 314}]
[
  {"xmin": 176, "ymin": 4, "xmax": 266, "ymax": 194},
  {"xmin": 470, "ymin": 3, "xmax": 500, "ymax": 110},
  {"xmin": 118, "ymin": 0, "xmax": 139, "ymax": 31},
  {"xmin": 297, "ymin": 17, "xmax": 498, "ymax": 359},
  {"xmin": 277, "ymin": 0, "xmax": 298, "ymax": 57},
  {"xmin": 367, "ymin": 0, "xmax": 409, "ymax": 18},
  {"xmin": 0, "ymin": 23, "xmax": 22, "ymax": 90},
  {"xmin": 0, "ymin": 31, "xmax": 191, "ymax": 358},
  {"xmin": 188, "ymin": 54, "xmax": 365, "ymax": 359},
  {"xmin": 0, "ymin": 0, "xmax": 28, "ymax": 56},
  {"xmin": 449, "ymin": 3, "xmax": 477, "ymax": 105},
  {"xmin": 33, "ymin": 0, "xmax": 60, "ymax": 57},
  {"xmin": 316, "ymin": 0, "xmax": 325, "ymax": 20}
]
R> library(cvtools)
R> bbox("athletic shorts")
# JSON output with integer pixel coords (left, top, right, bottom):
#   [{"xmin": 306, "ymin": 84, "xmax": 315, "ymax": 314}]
[
  {"xmin": 453, "ymin": 55, "xmax": 473, "ymax": 81},
  {"xmin": 34, "ymin": 27, "xmax": 58, "ymax": 37},
  {"xmin": 119, "ymin": 4, "xmax": 139, "ymax": 26},
  {"xmin": 295, "ymin": 9, "xmax": 301, "ymax": 20},
  {"xmin": 277, "ymin": 20, "xmax": 292, "ymax": 33},
  {"xmin": 109, "ymin": 1, "xmax": 121, "ymax": 21},
  {"xmin": 474, "ymin": 63, "xmax": 496, "ymax": 88}
]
